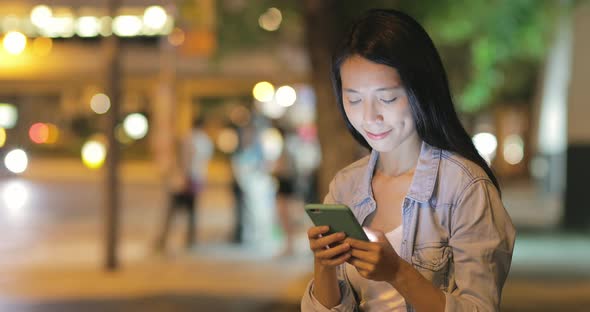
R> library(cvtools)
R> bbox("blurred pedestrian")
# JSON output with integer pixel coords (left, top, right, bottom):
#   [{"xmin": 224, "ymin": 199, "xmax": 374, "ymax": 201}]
[
  {"xmin": 272, "ymin": 125, "xmax": 298, "ymax": 257},
  {"xmin": 231, "ymin": 118, "xmax": 276, "ymax": 250},
  {"xmin": 155, "ymin": 117, "xmax": 213, "ymax": 251}
]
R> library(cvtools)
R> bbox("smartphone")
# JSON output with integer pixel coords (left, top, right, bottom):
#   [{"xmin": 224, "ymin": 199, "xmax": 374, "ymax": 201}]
[{"xmin": 304, "ymin": 203, "xmax": 369, "ymax": 241}]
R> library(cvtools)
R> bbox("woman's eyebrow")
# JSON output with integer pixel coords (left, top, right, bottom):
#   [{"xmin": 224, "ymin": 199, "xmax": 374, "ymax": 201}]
[
  {"xmin": 343, "ymin": 87, "xmax": 401, "ymax": 93},
  {"xmin": 375, "ymin": 86, "xmax": 402, "ymax": 92}
]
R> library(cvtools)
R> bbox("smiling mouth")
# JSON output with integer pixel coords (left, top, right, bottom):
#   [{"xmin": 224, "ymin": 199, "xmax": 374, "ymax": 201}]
[{"xmin": 365, "ymin": 129, "xmax": 392, "ymax": 140}]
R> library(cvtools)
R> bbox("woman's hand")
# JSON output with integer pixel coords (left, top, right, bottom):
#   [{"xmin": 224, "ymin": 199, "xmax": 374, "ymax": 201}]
[
  {"xmin": 307, "ymin": 225, "xmax": 352, "ymax": 267},
  {"xmin": 345, "ymin": 227, "xmax": 401, "ymax": 283}
]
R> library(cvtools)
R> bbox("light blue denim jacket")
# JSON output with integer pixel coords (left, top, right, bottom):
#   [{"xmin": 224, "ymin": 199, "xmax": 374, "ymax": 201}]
[{"xmin": 301, "ymin": 142, "xmax": 516, "ymax": 312}]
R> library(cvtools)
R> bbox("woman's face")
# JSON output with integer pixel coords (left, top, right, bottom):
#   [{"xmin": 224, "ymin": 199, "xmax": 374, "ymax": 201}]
[{"xmin": 340, "ymin": 55, "xmax": 418, "ymax": 153}]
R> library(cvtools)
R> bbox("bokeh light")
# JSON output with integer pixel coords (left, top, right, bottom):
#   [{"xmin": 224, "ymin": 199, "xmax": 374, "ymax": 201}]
[
  {"xmin": 2, "ymin": 180, "xmax": 29, "ymax": 219},
  {"xmin": 115, "ymin": 124, "xmax": 133, "ymax": 145},
  {"xmin": 76, "ymin": 16, "xmax": 101, "ymax": 37},
  {"xmin": 167, "ymin": 27, "xmax": 185, "ymax": 46},
  {"xmin": 123, "ymin": 113, "xmax": 149, "ymax": 140},
  {"xmin": 258, "ymin": 8, "xmax": 282, "ymax": 31},
  {"xmin": 42, "ymin": 14, "xmax": 75, "ymax": 38},
  {"xmin": 30, "ymin": 5, "xmax": 53, "ymax": 28},
  {"xmin": 260, "ymin": 127, "xmax": 284, "ymax": 161},
  {"xmin": 143, "ymin": 6, "xmax": 168, "ymax": 30},
  {"xmin": 81, "ymin": 140, "xmax": 106, "ymax": 169},
  {"xmin": 287, "ymin": 85, "xmax": 316, "ymax": 126},
  {"xmin": 503, "ymin": 134, "xmax": 525, "ymax": 165},
  {"xmin": 217, "ymin": 128, "xmax": 239, "ymax": 154},
  {"xmin": 3, "ymin": 31, "xmax": 27, "ymax": 55},
  {"xmin": 0, "ymin": 104, "xmax": 18, "ymax": 129},
  {"xmin": 257, "ymin": 99, "xmax": 286, "ymax": 119},
  {"xmin": 90, "ymin": 93, "xmax": 111, "ymax": 114},
  {"xmin": 32, "ymin": 37, "xmax": 52, "ymax": 56},
  {"xmin": 0, "ymin": 128, "xmax": 6, "ymax": 147},
  {"xmin": 29, "ymin": 122, "xmax": 49, "ymax": 144},
  {"xmin": 46, "ymin": 123, "xmax": 59, "ymax": 144},
  {"xmin": 230, "ymin": 105, "xmax": 251, "ymax": 127},
  {"xmin": 2, "ymin": 15, "xmax": 19, "ymax": 32},
  {"xmin": 472, "ymin": 132, "xmax": 497, "ymax": 164},
  {"xmin": 253, "ymin": 81, "xmax": 275, "ymax": 102},
  {"xmin": 4, "ymin": 149, "xmax": 28, "ymax": 174},
  {"xmin": 113, "ymin": 15, "xmax": 142, "ymax": 37},
  {"xmin": 275, "ymin": 85, "xmax": 297, "ymax": 107},
  {"xmin": 99, "ymin": 16, "xmax": 113, "ymax": 36}
]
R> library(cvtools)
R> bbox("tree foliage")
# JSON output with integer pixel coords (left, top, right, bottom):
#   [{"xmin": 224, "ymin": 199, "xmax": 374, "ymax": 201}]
[{"xmin": 214, "ymin": 0, "xmax": 572, "ymax": 112}]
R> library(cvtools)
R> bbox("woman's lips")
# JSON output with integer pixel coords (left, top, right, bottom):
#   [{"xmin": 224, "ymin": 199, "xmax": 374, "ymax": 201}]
[{"xmin": 365, "ymin": 129, "xmax": 392, "ymax": 140}]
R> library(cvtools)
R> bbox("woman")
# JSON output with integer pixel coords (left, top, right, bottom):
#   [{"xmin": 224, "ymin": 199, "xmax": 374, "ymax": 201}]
[{"xmin": 301, "ymin": 9, "xmax": 516, "ymax": 312}]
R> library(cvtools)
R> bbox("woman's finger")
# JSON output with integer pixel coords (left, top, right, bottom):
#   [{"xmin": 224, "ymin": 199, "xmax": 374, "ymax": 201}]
[
  {"xmin": 316, "ymin": 242, "xmax": 350, "ymax": 260},
  {"xmin": 320, "ymin": 251, "xmax": 352, "ymax": 266},
  {"xmin": 310, "ymin": 232, "xmax": 346, "ymax": 250},
  {"xmin": 345, "ymin": 238, "xmax": 380, "ymax": 252},
  {"xmin": 350, "ymin": 248, "xmax": 377, "ymax": 264},
  {"xmin": 348, "ymin": 258, "xmax": 373, "ymax": 272},
  {"xmin": 307, "ymin": 226, "xmax": 330, "ymax": 239}
]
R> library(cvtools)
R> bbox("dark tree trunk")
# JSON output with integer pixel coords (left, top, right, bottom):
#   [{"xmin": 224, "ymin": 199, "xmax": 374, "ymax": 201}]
[{"xmin": 302, "ymin": 0, "xmax": 359, "ymax": 199}]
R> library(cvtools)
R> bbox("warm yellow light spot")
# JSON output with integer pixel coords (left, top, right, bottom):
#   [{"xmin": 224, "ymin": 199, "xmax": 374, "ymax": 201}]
[
  {"xmin": 90, "ymin": 93, "xmax": 111, "ymax": 114},
  {"xmin": 253, "ymin": 81, "xmax": 275, "ymax": 102},
  {"xmin": 81, "ymin": 140, "xmax": 106, "ymax": 169},
  {"xmin": 216, "ymin": 128, "xmax": 239, "ymax": 154},
  {"xmin": 32, "ymin": 37, "xmax": 52, "ymax": 56},
  {"xmin": 167, "ymin": 27, "xmax": 185, "ymax": 46},
  {"xmin": 46, "ymin": 123, "xmax": 59, "ymax": 144},
  {"xmin": 0, "ymin": 128, "xmax": 6, "ymax": 147}
]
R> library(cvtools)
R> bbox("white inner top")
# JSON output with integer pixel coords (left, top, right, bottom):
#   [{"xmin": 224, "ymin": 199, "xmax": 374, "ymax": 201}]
[{"xmin": 345, "ymin": 225, "xmax": 407, "ymax": 312}]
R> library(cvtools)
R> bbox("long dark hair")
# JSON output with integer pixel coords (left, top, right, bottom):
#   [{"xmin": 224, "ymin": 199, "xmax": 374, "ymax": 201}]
[{"xmin": 331, "ymin": 9, "xmax": 500, "ymax": 192}]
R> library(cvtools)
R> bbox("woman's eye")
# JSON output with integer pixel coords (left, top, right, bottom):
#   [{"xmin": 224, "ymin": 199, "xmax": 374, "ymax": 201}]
[
  {"xmin": 381, "ymin": 97, "xmax": 397, "ymax": 104},
  {"xmin": 348, "ymin": 99, "xmax": 361, "ymax": 104}
]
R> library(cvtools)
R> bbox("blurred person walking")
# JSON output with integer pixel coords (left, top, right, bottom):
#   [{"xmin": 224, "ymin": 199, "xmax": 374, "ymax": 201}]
[
  {"xmin": 155, "ymin": 117, "xmax": 213, "ymax": 251},
  {"xmin": 272, "ymin": 125, "xmax": 299, "ymax": 257},
  {"xmin": 231, "ymin": 119, "xmax": 277, "ymax": 251}
]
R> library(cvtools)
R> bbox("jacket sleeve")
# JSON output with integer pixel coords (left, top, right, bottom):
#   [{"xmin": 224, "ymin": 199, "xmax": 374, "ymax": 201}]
[
  {"xmin": 301, "ymin": 176, "xmax": 358, "ymax": 312},
  {"xmin": 445, "ymin": 179, "xmax": 516, "ymax": 311}
]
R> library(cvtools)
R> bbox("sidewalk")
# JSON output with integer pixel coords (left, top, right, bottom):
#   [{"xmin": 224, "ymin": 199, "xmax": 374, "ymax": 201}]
[{"xmin": 1, "ymin": 158, "xmax": 589, "ymax": 311}]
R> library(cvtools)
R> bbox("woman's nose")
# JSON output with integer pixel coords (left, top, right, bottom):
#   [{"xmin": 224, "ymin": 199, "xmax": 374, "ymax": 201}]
[{"xmin": 363, "ymin": 101, "xmax": 383, "ymax": 124}]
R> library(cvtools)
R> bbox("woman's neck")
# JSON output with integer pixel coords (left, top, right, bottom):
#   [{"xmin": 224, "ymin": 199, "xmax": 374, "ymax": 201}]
[{"xmin": 376, "ymin": 135, "xmax": 422, "ymax": 177}]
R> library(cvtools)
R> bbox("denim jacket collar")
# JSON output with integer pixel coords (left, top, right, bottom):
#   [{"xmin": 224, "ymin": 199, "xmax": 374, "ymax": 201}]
[{"xmin": 351, "ymin": 141, "xmax": 441, "ymax": 206}]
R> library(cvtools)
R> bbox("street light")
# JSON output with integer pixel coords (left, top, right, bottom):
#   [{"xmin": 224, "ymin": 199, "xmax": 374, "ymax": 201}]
[
  {"xmin": 30, "ymin": 5, "xmax": 53, "ymax": 28},
  {"xmin": 143, "ymin": 6, "xmax": 167, "ymax": 30},
  {"xmin": 113, "ymin": 15, "xmax": 142, "ymax": 37},
  {"xmin": 4, "ymin": 149, "xmax": 28, "ymax": 174},
  {"xmin": 258, "ymin": 8, "xmax": 282, "ymax": 32},
  {"xmin": 123, "ymin": 113, "xmax": 148, "ymax": 139},
  {"xmin": 0, "ymin": 104, "xmax": 18, "ymax": 128},
  {"xmin": 253, "ymin": 81, "xmax": 275, "ymax": 102},
  {"xmin": 275, "ymin": 85, "xmax": 297, "ymax": 107},
  {"xmin": 3, "ymin": 31, "xmax": 27, "ymax": 55},
  {"xmin": 77, "ymin": 16, "xmax": 101, "ymax": 37},
  {"xmin": 90, "ymin": 93, "xmax": 111, "ymax": 114},
  {"xmin": 81, "ymin": 140, "xmax": 107, "ymax": 169}
]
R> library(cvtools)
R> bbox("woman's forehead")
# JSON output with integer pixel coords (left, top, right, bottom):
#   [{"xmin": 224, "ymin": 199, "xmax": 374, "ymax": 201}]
[{"xmin": 341, "ymin": 56, "xmax": 402, "ymax": 90}]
